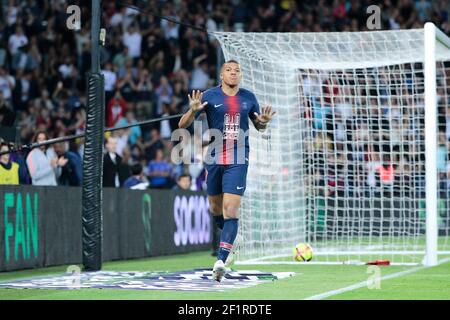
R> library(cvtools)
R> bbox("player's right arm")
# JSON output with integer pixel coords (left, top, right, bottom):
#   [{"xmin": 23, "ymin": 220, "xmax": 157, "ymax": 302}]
[{"xmin": 178, "ymin": 90, "xmax": 208, "ymax": 128}]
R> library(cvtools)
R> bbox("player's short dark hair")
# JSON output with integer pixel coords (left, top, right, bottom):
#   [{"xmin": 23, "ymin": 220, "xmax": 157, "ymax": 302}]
[
  {"xmin": 130, "ymin": 163, "xmax": 143, "ymax": 176},
  {"xmin": 221, "ymin": 59, "xmax": 240, "ymax": 71}
]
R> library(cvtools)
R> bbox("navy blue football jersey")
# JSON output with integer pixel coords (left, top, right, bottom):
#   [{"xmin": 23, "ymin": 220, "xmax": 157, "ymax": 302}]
[{"xmin": 196, "ymin": 86, "xmax": 261, "ymax": 165}]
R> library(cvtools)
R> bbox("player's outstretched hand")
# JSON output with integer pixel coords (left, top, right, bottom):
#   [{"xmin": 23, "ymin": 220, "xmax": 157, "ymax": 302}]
[
  {"xmin": 188, "ymin": 90, "xmax": 207, "ymax": 112},
  {"xmin": 254, "ymin": 105, "xmax": 276, "ymax": 124}
]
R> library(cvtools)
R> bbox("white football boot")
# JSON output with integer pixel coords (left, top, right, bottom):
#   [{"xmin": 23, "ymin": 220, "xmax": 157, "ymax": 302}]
[{"xmin": 212, "ymin": 259, "xmax": 226, "ymax": 282}]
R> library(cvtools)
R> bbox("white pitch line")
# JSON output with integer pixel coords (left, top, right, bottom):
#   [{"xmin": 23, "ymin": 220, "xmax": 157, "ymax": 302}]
[{"xmin": 304, "ymin": 257, "xmax": 450, "ymax": 300}]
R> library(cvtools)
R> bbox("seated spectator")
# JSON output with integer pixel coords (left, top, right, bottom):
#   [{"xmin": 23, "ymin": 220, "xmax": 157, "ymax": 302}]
[
  {"xmin": 146, "ymin": 148, "xmax": 173, "ymax": 189},
  {"xmin": 123, "ymin": 162, "xmax": 149, "ymax": 190},
  {"xmin": 0, "ymin": 140, "xmax": 19, "ymax": 185},
  {"xmin": 26, "ymin": 131, "xmax": 66, "ymax": 186}
]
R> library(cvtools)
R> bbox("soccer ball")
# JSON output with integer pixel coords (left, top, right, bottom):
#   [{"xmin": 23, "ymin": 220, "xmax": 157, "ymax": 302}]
[{"xmin": 293, "ymin": 243, "xmax": 313, "ymax": 262}]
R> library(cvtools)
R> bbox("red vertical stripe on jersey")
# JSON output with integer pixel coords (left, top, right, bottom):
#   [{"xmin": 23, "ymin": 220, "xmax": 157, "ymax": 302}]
[{"xmin": 223, "ymin": 95, "xmax": 240, "ymax": 165}]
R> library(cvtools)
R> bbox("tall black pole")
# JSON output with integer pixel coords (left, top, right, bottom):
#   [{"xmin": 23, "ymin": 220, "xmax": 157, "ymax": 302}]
[{"xmin": 82, "ymin": 0, "xmax": 104, "ymax": 271}]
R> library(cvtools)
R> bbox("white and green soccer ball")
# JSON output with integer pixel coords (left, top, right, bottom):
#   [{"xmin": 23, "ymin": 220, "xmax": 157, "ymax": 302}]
[{"xmin": 293, "ymin": 243, "xmax": 313, "ymax": 262}]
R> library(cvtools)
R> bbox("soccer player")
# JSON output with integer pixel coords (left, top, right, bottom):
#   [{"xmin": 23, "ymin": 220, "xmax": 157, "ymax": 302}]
[{"xmin": 178, "ymin": 60, "xmax": 275, "ymax": 282}]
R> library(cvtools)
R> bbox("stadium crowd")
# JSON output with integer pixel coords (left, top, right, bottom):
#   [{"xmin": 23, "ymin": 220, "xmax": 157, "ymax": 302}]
[
  {"xmin": 301, "ymin": 65, "xmax": 450, "ymax": 199},
  {"xmin": 0, "ymin": 0, "xmax": 449, "ymax": 192}
]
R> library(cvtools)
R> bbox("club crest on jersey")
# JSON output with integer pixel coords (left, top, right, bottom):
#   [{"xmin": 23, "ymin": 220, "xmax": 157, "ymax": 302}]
[
  {"xmin": 224, "ymin": 113, "xmax": 240, "ymax": 140},
  {"xmin": 242, "ymin": 102, "xmax": 248, "ymax": 110}
]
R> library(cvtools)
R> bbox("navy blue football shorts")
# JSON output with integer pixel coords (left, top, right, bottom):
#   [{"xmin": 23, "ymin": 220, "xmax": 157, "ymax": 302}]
[{"xmin": 205, "ymin": 164, "xmax": 249, "ymax": 196}]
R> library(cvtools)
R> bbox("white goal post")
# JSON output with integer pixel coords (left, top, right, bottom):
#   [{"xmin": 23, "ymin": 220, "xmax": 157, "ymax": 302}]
[{"xmin": 213, "ymin": 23, "xmax": 450, "ymax": 266}]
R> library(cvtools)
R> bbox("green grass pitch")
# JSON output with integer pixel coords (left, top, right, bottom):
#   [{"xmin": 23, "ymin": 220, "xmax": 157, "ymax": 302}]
[{"xmin": 0, "ymin": 251, "xmax": 449, "ymax": 300}]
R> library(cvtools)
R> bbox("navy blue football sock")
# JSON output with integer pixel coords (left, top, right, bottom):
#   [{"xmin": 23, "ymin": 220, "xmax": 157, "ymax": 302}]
[
  {"xmin": 217, "ymin": 218, "xmax": 239, "ymax": 263},
  {"xmin": 213, "ymin": 215, "xmax": 224, "ymax": 230}
]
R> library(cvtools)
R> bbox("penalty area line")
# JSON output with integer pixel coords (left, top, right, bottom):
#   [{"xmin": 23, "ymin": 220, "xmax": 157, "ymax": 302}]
[{"xmin": 304, "ymin": 257, "xmax": 450, "ymax": 300}]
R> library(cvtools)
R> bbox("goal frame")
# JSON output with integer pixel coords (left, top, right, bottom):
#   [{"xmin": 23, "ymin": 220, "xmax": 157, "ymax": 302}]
[
  {"xmin": 424, "ymin": 22, "xmax": 450, "ymax": 266},
  {"xmin": 214, "ymin": 23, "xmax": 450, "ymax": 266}
]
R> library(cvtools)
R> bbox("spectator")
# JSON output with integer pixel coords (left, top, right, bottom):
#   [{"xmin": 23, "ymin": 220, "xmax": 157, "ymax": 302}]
[
  {"xmin": 53, "ymin": 141, "xmax": 83, "ymax": 186},
  {"xmin": 8, "ymin": 25, "xmax": 28, "ymax": 56},
  {"xmin": 113, "ymin": 129, "xmax": 129, "ymax": 157},
  {"xmin": 135, "ymin": 68, "xmax": 153, "ymax": 118},
  {"xmin": 112, "ymin": 46, "xmax": 132, "ymax": 74},
  {"xmin": 130, "ymin": 143, "xmax": 145, "ymax": 164},
  {"xmin": 0, "ymin": 44, "xmax": 6, "ymax": 68},
  {"xmin": 12, "ymin": 69, "xmax": 38, "ymax": 111},
  {"xmin": 1, "ymin": 0, "xmax": 449, "ymax": 193},
  {"xmin": 26, "ymin": 131, "xmax": 67, "ymax": 186},
  {"xmin": 106, "ymin": 90, "xmax": 127, "ymax": 127},
  {"xmin": 162, "ymin": 19, "xmax": 180, "ymax": 40},
  {"xmin": 103, "ymin": 136, "xmax": 129, "ymax": 187},
  {"xmin": 117, "ymin": 67, "xmax": 138, "ymax": 102},
  {"xmin": 144, "ymin": 128, "xmax": 164, "ymax": 161},
  {"xmin": 58, "ymin": 57, "xmax": 75, "ymax": 80},
  {"xmin": 0, "ymin": 140, "xmax": 19, "ymax": 185},
  {"xmin": 0, "ymin": 67, "xmax": 15, "ymax": 104},
  {"xmin": 11, "ymin": 43, "xmax": 32, "ymax": 73},
  {"xmin": 172, "ymin": 79, "xmax": 188, "ymax": 108},
  {"xmin": 155, "ymin": 76, "xmax": 173, "ymax": 115},
  {"xmin": 0, "ymin": 91, "xmax": 15, "ymax": 126},
  {"xmin": 172, "ymin": 173, "xmax": 192, "ymax": 191},
  {"xmin": 75, "ymin": 26, "xmax": 90, "ymax": 63},
  {"xmin": 67, "ymin": 107, "xmax": 86, "ymax": 135},
  {"xmin": 190, "ymin": 54, "xmax": 211, "ymax": 91},
  {"xmin": 159, "ymin": 103, "xmax": 174, "ymax": 141},
  {"xmin": 6, "ymin": 0, "xmax": 19, "ymax": 27},
  {"xmin": 102, "ymin": 62, "xmax": 118, "ymax": 103},
  {"xmin": 123, "ymin": 162, "xmax": 149, "ymax": 190},
  {"xmin": 123, "ymin": 6, "xmax": 140, "ymax": 30},
  {"xmin": 437, "ymin": 132, "xmax": 448, "ymax": 174},
  {"xmin": 189, "ymin": 153, "xmax": 206, "ymax": 191},
  {"xmin": 116, "ymin": 110, "xmax": 142, "ymax": 146},
  {"xmin": 9, "ymin": 149, "xmax": 31, "ymax": 185},
  {"xmin": 122, "ymin": 24, "xmax": 142, "ymax": 60},
  {"xmin": 146, "ymin": 148, "xmax": 173, "ymax": 189}
]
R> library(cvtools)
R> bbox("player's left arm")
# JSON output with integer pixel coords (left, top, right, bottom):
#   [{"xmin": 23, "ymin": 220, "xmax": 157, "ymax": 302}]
[{"xmin": 251, "ymin": 105, "xmax": 276, "ymax": 131}]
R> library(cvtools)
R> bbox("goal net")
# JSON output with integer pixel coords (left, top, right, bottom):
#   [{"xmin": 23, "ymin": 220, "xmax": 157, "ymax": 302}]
[{"xmin": 213, "ymin": 23, "xmax": 450, "ymax": 266}]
